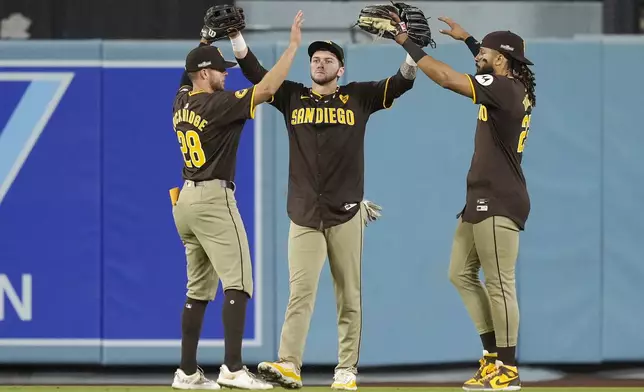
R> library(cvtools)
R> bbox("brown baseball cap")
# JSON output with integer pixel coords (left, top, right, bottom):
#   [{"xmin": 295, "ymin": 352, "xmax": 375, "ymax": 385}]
[
  {"xmin": 308, "ymin": 40, "xmax": 345, "ymax": 66},
  {"xmin": 481, "ymin": 31, "xmax": 533, "ymax": 65},
  {"xmin": 185, "ymin": 45, "xmax": 237, "ymax": 72}
]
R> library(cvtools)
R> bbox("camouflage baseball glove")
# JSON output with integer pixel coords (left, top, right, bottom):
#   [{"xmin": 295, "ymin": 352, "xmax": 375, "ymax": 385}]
[
  {"xmin": 200, "ymin": 4, "xmax": 246, "ymax": 43},
  {"xmin": 362, "ymin": 200, "xmax": 383, "ymax": 226},
  {"xmin": 355, "ymin": 1, "xmax": 436, "ymax": 48}
]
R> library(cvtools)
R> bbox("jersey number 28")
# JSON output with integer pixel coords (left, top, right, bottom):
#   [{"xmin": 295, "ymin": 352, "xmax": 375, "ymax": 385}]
[{"xmin": 177, "ymin": 130, "xmax": 206, "ymax": 168}]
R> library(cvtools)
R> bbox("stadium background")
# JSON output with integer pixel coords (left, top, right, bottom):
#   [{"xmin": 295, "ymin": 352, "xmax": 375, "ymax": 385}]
[{"xmin": 1, "ymin": 0, "xmax": 644, "ymax": 388}]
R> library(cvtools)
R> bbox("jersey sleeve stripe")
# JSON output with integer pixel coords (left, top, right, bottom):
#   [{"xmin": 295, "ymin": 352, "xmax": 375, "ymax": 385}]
[
  {"xmin": 249, "ymin": 86, "xmax": 257, "ymax": 119},
  {"xmin": 382, "ymin": 77, "xmax": 392, "ymax": 109},
  {"xmin": 465, "ymin": 74, "xmax": 477, "ymax": 104}
]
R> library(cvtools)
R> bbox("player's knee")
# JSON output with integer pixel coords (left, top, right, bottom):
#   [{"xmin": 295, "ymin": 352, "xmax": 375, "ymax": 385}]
[
  {"xmin": 185, "ymin": 296, "xmax": 210, "ymax": 306},
  {"xmin": 224, "ymin": 288, "xmax": 251, "ymax": 300},
  {"xmin": 448, "ymin": 268, "xmax": 476, "ymax": 288},
  {"xmin": 287, "ymin": 286, "xmax": 318, "ymax": 309},
  {"xmin": 289, "ymin": 279, "xmax": 318, "ymax": 297},
  {"xmin": 448, "ymin": 269, "xmax": 462, "ymax": 287},
  {"xmin": 186, "ymin": 290, "xmax": 215, "ymax": 302}
]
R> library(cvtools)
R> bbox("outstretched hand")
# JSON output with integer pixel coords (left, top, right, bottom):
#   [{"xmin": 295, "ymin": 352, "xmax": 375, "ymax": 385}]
[
  {"xmin": 290, "ymin": 10, "xmax": 304, "ymax": 47},
  {"xmin": 437, "ymin": 16, "xmax": 470, "ymax": 41},
  {"xmin": 388, "ymin": 11, "xmax": 408, "ymax": 45}
]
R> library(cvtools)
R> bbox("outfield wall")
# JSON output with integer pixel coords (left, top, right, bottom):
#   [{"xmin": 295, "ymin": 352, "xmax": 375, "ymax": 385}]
[{"xmin": 1, "ymin": 38, "xmax": 643, "ymax": 366}]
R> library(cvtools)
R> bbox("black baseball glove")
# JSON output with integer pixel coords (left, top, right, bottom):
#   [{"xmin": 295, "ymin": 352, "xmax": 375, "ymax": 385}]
[
  {"xmin": 200, "ymin": 4, "xmax": 246, "ymax": 43},
  {"xmin": 355, "ymin": 1, "xmax": 436, "ymax": 48}
]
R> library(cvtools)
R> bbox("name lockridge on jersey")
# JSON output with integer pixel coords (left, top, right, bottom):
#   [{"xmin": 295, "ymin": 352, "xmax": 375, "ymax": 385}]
[{"xmin": 173, "ymin": 108, "xmax": 208, "ymax": 130}]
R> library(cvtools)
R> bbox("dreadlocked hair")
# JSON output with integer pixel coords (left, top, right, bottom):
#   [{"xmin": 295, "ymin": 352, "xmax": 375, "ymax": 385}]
[{"xmin": 507, "ymin": 57, "xmax": 536, "ymax": 108}]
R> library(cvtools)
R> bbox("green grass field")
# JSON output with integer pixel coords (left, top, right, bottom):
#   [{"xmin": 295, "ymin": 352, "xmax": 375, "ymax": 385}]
[{"xmin": 1, "ymin": 387, "xmax": 643, "ymax": 392}]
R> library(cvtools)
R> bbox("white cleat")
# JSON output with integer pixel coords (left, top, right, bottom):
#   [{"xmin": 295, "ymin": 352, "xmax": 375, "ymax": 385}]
[
  {"xmin": 217, "ymin": 364, "xmax": 274, "ymax": 390},
  {"xmin": 331, "ymin": 368, "xmax": 358, "ymax": 391},
  {"xmin": 172, "ymin": 368, "xmax": 221, "ymax": 390}
]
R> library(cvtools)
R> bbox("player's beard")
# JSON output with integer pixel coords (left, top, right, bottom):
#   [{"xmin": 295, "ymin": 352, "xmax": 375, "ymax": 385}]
[
  {"xmin": 311, "ymin": 71, "xmax": 338, "ymax": 86},
  {"xmin": 210, "ymin": 78, "xmax": 223, "ymax": 91},
  {"xmin": 476, "ymin": 60, "xmax": 494, "ymax": 75}
]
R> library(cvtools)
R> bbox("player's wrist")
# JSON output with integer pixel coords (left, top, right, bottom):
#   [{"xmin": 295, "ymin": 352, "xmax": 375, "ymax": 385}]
[
  {"xmin": 402, "ymin": 38, "xmax": 426, "ymax": 64},
  {"xmin": 405, "ymin": 53, "xmax": 417, "ymax": 66},
  {"xmin": 464, "ymin": 35, "xmax": 480, "ymax": 56},
  {"xmin": 230, "ymin": 33, "xmax": 247, "ymax": 52}
]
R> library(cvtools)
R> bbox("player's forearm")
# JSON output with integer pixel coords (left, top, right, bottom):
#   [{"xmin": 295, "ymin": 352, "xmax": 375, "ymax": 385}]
[
  {"xmin": 385, "ymin": 69, "xmax": 415, "ymax": 103},
  {"xmin": 255, "ymin": 43, "xmax": 298, "ymax": 101},
  {"xmin": 401, "ymin": 38, "xmax": 472, "ymax": 97},
  {"xmin": 231, "ymin": 34, "xmax": 268, "ymax": 84},
  {"xmin": 401, "ymin": 38, "xmax": 452, "ymax": 87},
  {"xmin": 237, "ymin": 48, "xmax": 269, "ymax": 84},
  {"xmin": 400, "ymin": 54, "xmax": 417, "ymax": 80},
  {"xmin": 230, "ymin": 33, "xmax": 249, "ymax": 59},
  {"xmin": 464, "ymin": 36, "xmax": 480, "ymax": 57}
]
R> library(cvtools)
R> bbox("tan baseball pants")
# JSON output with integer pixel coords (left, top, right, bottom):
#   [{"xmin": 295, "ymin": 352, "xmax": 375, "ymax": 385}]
[
  {"xmin": 172, "ymin": 179, "xmax": 254, "ymax": 300},
  {"xmin": 448, "ymin": 216, "xmax": 520, "ymax": 348},
  {"xmin": 277, "ymin": 205, "xmax": 365, "ymax": 372}
]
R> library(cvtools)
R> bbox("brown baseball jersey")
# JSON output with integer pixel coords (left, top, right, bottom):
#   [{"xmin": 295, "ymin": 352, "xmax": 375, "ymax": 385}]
[
  {"xmin": 237, "ymin": 49, "xmax": 414, "ymax": 229},
  {"xmin": 172, "ymin": 85, "xmax": 256, "ymax": 182},
  {"xmin": 460, "ymin": 73, "xmax": 532, "ymax": 230}
]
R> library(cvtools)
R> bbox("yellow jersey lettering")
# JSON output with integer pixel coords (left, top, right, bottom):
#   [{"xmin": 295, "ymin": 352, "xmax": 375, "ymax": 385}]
[
  {"xmin": 346, "ymin": 110, "xmax": 355, "ymax": 125},
  {"xmin": 478, "ymin": 105, "xmax": 488, "ymax": 122},
  {"xmin": 517, "ymin": 114, "xmax": 531, "ymax": 153},
  {"xmin": 304, "ymin": 108, "xmax": 315, "ymax": 123},
  {"xmin": 192, "ymin": 114, "xmax": 201, "ymax": 128},
  {"xmin": 336, "ymin": 108, "xmax": 346, "ymax": 124},
  {"xmin": 173, "ymin": 109, "xmax": 209, "ymax": 131},
  {"xmin": 328, "ymin": 108, "xmax": 337, "ymax": 124},
  {"xmin": 289, "ymin": 108, "xmax": 356, "ymax": 126},
  {"xmin": 172, "ymin": 112, "xmax": 179, "ymax": 129},
  {"xmin": 198, "ymin": 119, "xmax": 208, "ymax": 131}
]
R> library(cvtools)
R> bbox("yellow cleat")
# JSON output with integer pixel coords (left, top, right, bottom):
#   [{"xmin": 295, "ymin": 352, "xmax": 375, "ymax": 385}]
[
  {"xmin": 257, "ymin": 361, "xmax": 303, "ymax": 389},
  {"xmin": 464, "ymin": 361, "xmax": 521, "ymax": 391},
  {"xmin": 463, "ymin": 351, "xmax": 498, "ymax": 389}
]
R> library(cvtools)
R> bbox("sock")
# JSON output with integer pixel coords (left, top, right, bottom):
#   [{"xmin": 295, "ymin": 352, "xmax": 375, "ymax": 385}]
[
  {"xmin": 480, "ymin": 332, "xmax": 497, "ymax": 355},
  {"xmin": 223, "ymin": 289, "xmax": 249, "ymax": 372},
  {"xmin": 180, "ymin": 297, "xmax": 208, "ymax": 375},
  {"xmin": 497, "ymin": 346, "xmax": 516, "ymax": 366}
]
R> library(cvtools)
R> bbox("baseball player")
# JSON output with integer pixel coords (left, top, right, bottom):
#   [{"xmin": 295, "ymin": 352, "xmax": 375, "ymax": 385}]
[
  {"xmin": 392, "ymin": 13, "xmax": 536, "ymax": 391},
  {"xmin": 213, "ymin": 19, "xmax": 418, "ymax": 390},
  {"xmin": 170, "ymin": 11, "xmax": 304, "ymax": 390}
]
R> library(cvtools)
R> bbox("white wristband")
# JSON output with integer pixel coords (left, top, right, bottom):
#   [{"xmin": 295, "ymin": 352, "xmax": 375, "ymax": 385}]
[
  {"xmin": 405, "ymin": 53, "xmax": 417, "ymax": 66},
  {"xmin": 230, "ymin": 34, "xmax": 247, "ymax": 52}
]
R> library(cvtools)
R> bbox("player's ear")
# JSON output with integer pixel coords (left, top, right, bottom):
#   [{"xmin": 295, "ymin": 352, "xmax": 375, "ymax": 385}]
[
  {"xmin": 494, "ymin": 52, "xmax": 506, "ymax": 68},
  {"xmin": 337, "ymin": 66, "xmax": 345, "ymax": 78}
]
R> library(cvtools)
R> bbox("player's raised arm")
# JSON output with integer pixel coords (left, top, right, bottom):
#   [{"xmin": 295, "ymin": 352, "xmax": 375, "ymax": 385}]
[
  {"xmin": 438, "ymin": 16, "xmax": 481, "ymax": 57},
  {"xmin": 230, "ymin": 32, "xmax": 268, "ymax": 85},
  {"xmin": 382, "ymin": 51, "xmax": 418, "ymax": 100},
  {"xmin": 389, "ymin": 13, "xmax": 474, "ymax": 100},
  {"xmin": 199, "ymin": 4, "xmax": 271, "ymax": 85},
  {"xmin": 251, "ymin": 10, "xmax": 303, "ymax": 105}
]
